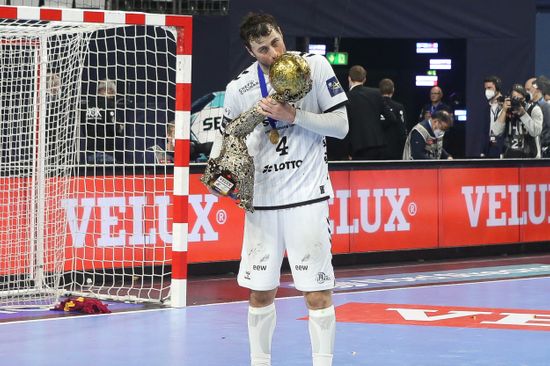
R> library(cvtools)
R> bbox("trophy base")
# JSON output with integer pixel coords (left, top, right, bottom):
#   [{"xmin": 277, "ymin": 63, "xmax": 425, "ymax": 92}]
[{"xmin": 208, "ymin": 172, "xmax": 237, "ymax": 198}]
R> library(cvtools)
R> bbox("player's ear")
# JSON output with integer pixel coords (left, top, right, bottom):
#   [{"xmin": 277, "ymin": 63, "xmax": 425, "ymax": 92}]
[{"xmin": 246, "ymin": 46, "xmax": 255, "ymax": 58}]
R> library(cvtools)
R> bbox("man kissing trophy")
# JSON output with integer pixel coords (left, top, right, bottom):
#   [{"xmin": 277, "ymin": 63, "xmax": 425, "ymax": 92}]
[{"xmin": 200, "ymin": 53, "xmax": 312, "ymax": 211}]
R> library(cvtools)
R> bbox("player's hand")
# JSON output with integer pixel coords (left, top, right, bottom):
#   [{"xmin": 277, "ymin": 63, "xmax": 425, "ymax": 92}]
[{"xmin": 258, "ymin": 96, "xmax": 296, "ymax": 123}]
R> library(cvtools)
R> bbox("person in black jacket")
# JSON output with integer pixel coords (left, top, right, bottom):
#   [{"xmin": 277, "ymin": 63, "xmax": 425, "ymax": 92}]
[
  {"xmin": 379, "ymin": 78, "xmax": 407, "ymax": 160},
  {"xmin": 346, "ymin": 65, "xmax": 390, "ymax": 160},
  {"xmin": 80, "ymin": 79, "xmax": 118, "ymax": 164}
]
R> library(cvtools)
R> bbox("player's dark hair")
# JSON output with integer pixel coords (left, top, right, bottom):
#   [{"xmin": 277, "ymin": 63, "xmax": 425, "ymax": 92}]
[{"xmin": 239, "ymin": 12, "xmax": 281, "ymax": 48}]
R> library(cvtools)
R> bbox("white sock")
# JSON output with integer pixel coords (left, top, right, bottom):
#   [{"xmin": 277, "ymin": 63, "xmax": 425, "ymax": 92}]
[
  {"xmin": 248, "ymin": 303, "xmax": 276, "ymax": 366},
  {"xmin": 308, "ymin": 305, "xmax": 336, "ymax": 366}
]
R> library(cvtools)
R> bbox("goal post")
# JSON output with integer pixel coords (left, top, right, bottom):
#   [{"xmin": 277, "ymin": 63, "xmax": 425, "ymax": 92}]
[{"xmin": 0, "ymin": 6, "xmax": 191, "ymax": 309}]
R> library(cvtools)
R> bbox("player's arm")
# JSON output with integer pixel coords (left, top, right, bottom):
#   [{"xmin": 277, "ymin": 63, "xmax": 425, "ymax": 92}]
[
  {"xmin": 297, "ymin": 54, "xmax": 348, "ymax": 139},
  {"xmin": 258, "ymin": 99, "xmax": 348, "ymax": 139},
  {"xmin": 258, "ymin": 54, "xmax": 348, "ymax": 139},
  {"xmin": 293, "ymin": 104, "xmax": 348, "ymax": 139}
]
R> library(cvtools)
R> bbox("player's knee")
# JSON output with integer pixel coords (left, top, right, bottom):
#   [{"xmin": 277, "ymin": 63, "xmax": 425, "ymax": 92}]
[
  {"xmin": 249, "ymin": 289, "xmax": 277, "ymax": 307},
  {"xmin": 304, "ymin": 290, "xmax": 332, "ymax": 310}
]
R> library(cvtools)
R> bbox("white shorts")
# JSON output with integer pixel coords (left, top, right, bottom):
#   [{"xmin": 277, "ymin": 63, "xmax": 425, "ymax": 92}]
[{"xmin": 237, "ymin": 200, "xmax": 335, "ymax": 292}]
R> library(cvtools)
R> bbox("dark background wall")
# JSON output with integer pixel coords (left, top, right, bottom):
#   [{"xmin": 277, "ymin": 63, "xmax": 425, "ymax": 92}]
[{"xmin": 191, "ymin": 0, "xmax": 536, "ymax": 158}]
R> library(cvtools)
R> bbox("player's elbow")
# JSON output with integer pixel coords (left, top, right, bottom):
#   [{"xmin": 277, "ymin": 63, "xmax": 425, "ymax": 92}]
[{"xmin": 333, "ymin": 121, "xmax": 348, "ymax": 140}]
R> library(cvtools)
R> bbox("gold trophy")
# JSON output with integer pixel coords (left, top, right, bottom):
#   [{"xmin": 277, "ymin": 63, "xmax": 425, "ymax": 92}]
[{"xmin": 200, "ymin": 53, "xmax": 312, "ymax": 212}]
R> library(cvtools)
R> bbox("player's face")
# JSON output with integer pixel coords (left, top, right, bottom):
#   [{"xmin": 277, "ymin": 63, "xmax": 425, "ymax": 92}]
[{"xmin": 247, "ymin": 27, "xmax": 286, "ymax": 72}]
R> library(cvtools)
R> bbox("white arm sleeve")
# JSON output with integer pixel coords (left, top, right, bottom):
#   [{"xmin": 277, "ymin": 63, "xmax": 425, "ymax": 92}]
[
  {"xmin": 293, "ymin": 105, "xmax": 348, "ymax": 139},
  {"xmin": 520, "ymin": 105, "xmax": 543, "ymax": 137}
]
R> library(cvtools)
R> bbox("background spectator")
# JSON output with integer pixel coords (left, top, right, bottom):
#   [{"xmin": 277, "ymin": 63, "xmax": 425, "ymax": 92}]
[
  {"xmin": 379, "ymin": 78, "xmax": 407, "ymax": 160},
  {"xmin": 482, "ymin": 75, "xmax": 505, "ymax": 158},
  {"xmin": 80, "ymin": 79, "xmax": 118, "ymax": 164},
  {"xmin": 418, "ymin": 86, "xmax": 451, "ymax": 122},
  {"xmin": 492, "ymin": 83, "xmax": 542, "ymax": 158},
  {"xmin": 526, "ymin": 76, "xmax": 550, "ymax": 158},
  {"xmin": 403, "ymin": 110, "xmax": 453, "ymax": 160},
  {"xmin": 346, "ymin": 65, "xmax": 390, "ymax": 160}
]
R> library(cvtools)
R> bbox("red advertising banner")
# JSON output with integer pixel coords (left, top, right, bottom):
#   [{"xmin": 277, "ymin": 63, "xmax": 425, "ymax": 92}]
[
  {"xmin": 2, "ymin": 165, "xmax": 548, "ymax": 275},
  {"xmin": 346, "ymin": 169, "xmax": 439, "ymax": 252},
  {"xmin": 188, "ymin": 174, "xmax": 244, "ymax": 262},
  {"xmin": 63, "ymin": 176, "xmax": 174, "ymax": 271},
  {"xmin": 439, "ymin": 167, "xmax": 521, "ymax": 247},
  {"xmin": 519, "ymin": 167, "xmax": 550, "ymax": 243},
  {"xmin": 327, "ymin": 170, "xmax": 351, "ymax": 254}
]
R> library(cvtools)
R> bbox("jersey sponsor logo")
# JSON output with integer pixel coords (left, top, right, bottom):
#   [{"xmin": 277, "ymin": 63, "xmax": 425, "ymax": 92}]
[
  {"xmin": 238, "ymin": 80, "xmax": 259, "ymax": 95},
  {"xmin": 253, "ymin": 264, "xmax": 267, "ymax": 271},
  {"xmin": 262, "ymin": 160, "xmax": 303, "ymax": 174},
  {"xmin": 316, "ymin": 272, "xmax": 332, "ymax": 284},
  {"xmin": 326, "ymin": 76, "xmax": 344, "ymax": 97},
  {"xmin": 332, "ymin": 303, "xmax": 550, "ymax": 331},
  {"xmin": 295, "ymin": 264, "xmax": 309, "ymax": 271}
]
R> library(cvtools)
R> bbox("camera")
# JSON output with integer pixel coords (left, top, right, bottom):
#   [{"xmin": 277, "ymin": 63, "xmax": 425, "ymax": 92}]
[
  {"xmin": 497, "ymin": 95, "xmax": 526, "ymax": 112},
  {"xmin": 510, "ymin": 96, "xmax": 526, "ymax": 111}
]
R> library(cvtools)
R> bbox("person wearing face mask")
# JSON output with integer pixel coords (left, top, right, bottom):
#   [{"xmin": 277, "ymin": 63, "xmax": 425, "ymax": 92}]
[
  {"xmin": 525, "ymin": 76, "xmax": 550, "ymax": 158},
  {"xmin": 492, "ymin": 83, "xmax": 542, "ymax": 158},
  {"xmin": 403, "ymin": 110, "xmax": 453, "ymax": 159},
  {"xmin": 80, "ymin": 79, "xmax": 119, "ymax": 164},
  {"xmin": 482, "ymin": 75, "xmax": 505, "ymax": 158}
]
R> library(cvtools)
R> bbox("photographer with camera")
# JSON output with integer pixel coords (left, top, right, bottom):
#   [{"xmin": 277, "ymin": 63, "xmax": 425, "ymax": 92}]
[
  {"xmin": 481, "ymin": 75, "xmax": 505, "ymax": 158},
  {"xmin": 492, "ymin": 84, "xmax": 542, "ymax": 158}
]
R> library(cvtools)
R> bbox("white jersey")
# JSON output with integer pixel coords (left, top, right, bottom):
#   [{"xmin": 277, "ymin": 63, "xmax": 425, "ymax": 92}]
[{"xmin": 223, "ymin": 52, "xmax": 347, "ymax": 209}]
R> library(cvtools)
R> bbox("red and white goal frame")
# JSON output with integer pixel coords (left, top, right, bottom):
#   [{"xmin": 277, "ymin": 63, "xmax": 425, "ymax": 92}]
[{"xmin": 0, "ymin": 6, "xmax": 192, "ymax": 308}]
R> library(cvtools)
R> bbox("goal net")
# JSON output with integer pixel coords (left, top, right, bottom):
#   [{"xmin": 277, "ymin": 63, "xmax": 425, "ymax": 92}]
[{"xmin": 0, "ymin": 9, "xmax": 191, "ymax": 309}]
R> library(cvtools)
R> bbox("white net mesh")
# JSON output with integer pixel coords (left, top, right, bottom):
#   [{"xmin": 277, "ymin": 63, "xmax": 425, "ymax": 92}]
[{"xmin": 0, "ymin": 18, "xmax": 178, "ymax": 308}]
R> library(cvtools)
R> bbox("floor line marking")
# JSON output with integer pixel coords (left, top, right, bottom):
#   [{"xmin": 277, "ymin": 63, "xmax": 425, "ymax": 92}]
[{"xmin": 2, "ymin": 275, "xmax": 548, "ymax": 325}]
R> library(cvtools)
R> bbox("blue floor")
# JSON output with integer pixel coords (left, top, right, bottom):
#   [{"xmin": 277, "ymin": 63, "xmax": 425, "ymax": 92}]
[{"xmin": 1, "ymin": 275, "xmax": 549, "ymax": 365}]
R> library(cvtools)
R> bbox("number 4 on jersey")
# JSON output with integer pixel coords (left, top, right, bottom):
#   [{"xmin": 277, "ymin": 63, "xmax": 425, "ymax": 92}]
[{"xmin": 275, "ymin": 135, "xmax": 289, "ymax": 155}]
